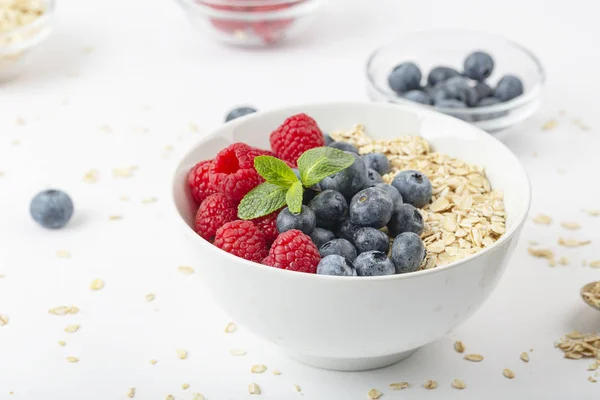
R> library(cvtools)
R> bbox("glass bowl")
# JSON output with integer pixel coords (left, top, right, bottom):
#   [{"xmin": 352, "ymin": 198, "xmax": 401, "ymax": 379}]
[
  {"xmin": 176, "ymin": 0, "xmax": 322, "ymax": 47},
  {"xmin": 366, "ymin": 30, "xmax": 546, "ymax": 132},
  {"xmin": 0, "ymin": 0, "xmax": 55, "ymax": 82}
]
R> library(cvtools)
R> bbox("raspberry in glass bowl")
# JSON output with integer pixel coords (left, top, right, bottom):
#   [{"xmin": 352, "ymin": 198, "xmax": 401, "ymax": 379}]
[{"xmin": 176, "ymin": 0, "xmax": 322, "ymax": 46}]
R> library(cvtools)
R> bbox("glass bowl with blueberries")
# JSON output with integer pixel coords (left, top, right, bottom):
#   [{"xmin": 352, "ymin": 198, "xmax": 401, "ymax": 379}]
[{"xmin": 366, "ymin": 30, "xmax": 546, "ymax": 132}]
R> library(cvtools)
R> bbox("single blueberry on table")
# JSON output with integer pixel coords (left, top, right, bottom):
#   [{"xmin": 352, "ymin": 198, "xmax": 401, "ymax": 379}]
[
  {"xmin": 319, "ymin": 238, "xmax": 358, "ymax": 262},
  {"xmin": 324, "ymin": 134, "xmax": 334, "ymax": 145},
  {"xmin": 353, "ymin": 227, "xmax": 390, "ymax": 254},
  {"xmin": 362, "ymin": 153, "xmax": 390, "ymax": 175},
  {"xmin": 494, "ymin": 75, "xmax": 524, "ymax": 102},
  {"xmin": 225, "ymin": 106, "xmax": 257, "ymax": 122},
  {"xmin": 387, "ymin": 203, "xmax": 424, "ymax": 237},
  {"xmin": 427, "ymin": 66, "xmax": 461, "ymax": 86},
  {"xmin": 335, "ymin": 217, "xmax": 361, "ymax": 244},
  {"xmin": 310, "ymin": 227, "xmax": 336, "ymax": 249},
  {"xmin": 442, "ymin": 76, "xmax": 479, "ymax": 107},
  {"xmin": 276, "ymin": 205, "xmax": 316, "ymax": 235},
  {"xmin": 366, "ymin": 168, "xmax": 384, "ymax": 186},
  {"xmin": 388, "ymin": 62, "xmax": 422, "ymax": 94},
  {"xmin": 319, "ymin": 152, "xmax": 369, "ymax": 201},
  {"xmin": 354, "ymin": 251, "xmax": 396, "ymax": 276},
  {"xmin": 349, "ymin": 186, "xmax": 394, "ymax": 229},
  {"xmin": 403, "ymin": 90, "xmax": 432, "ymax": 105},
  {"xmin": 309, "ymin": 190, "xmax": 348, "ymax": 230},
  {"xmin": 30, "ymin": 189, "xmax": 74, "ymax": 229},
  {"xmin": 463, "ymin": 51, "xmax": 494, "ymax": 82},
  {"xmin": 328, "ymin": 141, "xmax": 359, "ymax": 154},
  {"xmin": 474, "ymin": 82, "xmax": 493, "ymax": 99},
  {"xmin": 317, "ymin": 255, "xmax": 357, "ymax": 276},
  {"xmin": 391, "ymin": 170, "xmax": 432, "ymax": 209},
  {"xmin": 391, "ymin": 232, "xmax": 426, "ymax": 274},
  {"xmin": 374, "ymin": 183, "xmax": 403, "ymax": 211}
]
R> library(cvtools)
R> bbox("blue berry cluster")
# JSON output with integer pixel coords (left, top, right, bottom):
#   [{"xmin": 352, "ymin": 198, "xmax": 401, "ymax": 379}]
[
  {"xmin": 275, "ymin": 143, "xmax": 429, "ymax": 277},
  {"xmin": 387, "ymin": 51, "xmax": 524, "ymax": 117}
]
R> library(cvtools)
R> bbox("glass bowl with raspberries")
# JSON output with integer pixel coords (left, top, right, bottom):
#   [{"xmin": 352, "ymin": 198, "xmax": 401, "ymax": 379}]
[
  {"xmin": 171, "ymin": 101, "xmax": 530, "ymax": 371},
  {"xmin": 175, "ymin": 0, "xmax": 322, "ymax": 46},
  {"xmin": 366, "ymin": 30, "xmax": 546, "ymax": 132}
]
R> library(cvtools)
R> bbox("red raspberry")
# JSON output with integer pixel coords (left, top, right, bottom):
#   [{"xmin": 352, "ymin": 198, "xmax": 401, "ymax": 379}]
[
  {"xmin": 263, "ymin": 229, "xmax": 320, "ymax": 274},
  {"xmin": 210, "ymin": 143, "xmax": 269, "ymax": 201},
  {"xmin": 188, "ymin": 160, "xmax": 218, "ymax": 204},
  {"xmin": 270, "ymin": 113, "xmax": 325, "ymax": 167},
  {"xmin": 214, "ymin": 220, "xmax": 268, "ymax": 262},
  {"xmin": 195, "ymin": 193, "xmax": 239, "ymax": 241},
  {"xmin": 252, "ymin": 209, "xmax": 281, "ymax": 246}
]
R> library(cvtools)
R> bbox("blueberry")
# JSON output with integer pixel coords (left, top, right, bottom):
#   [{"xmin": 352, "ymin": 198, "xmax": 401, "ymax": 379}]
[
  {"xmin": 427, "ymin": 66, "xmax": 461, "ymax": 86},
  {"xmin": 435, "ymin": 99, "xmax": 468, "ymax": 109},
  {"xmin": 354, "ymin": 251, "xmax": 395, "ymax": 276},
  {"xmin": 319, "ymin": 238, "xmax": 357, "ymax": 262},
  {"xmin": 474, "ymin": 82, "xmax": 493, "ymax": 99},
  {"xmin": 349, "ymin": 187, "xmax": 394, "ymax": 229},
  {"xmin": 403, "ymin": 90, "xmax": 431, "ymax": 105},
  {"xmin": 391, "ymin": 170, "xmax": 432, "ymax": 208},
  {"xmin": 387, "ymin": 203, "xmax": 424, "ymax": 237},
  {"xmin": 302, "ymin": 188, "xmax": 318, "ymax": 205},
  {"xmin": 335, "ymin": 218, "xmax": 361, "ymax": 243},
  {"xmin": 317, "ymin": 255, "xmax": 357, "ymax": 276},
  {"xmin": 353, "ymin": 227, "xmax": 390, "ymax": 254},
  {"xmin": 494, "ymin": 75, "xmax": 524, "ymax": 102},
  {"xmin": 391, "ymin": 232, "xmax": 426, "ymax": 274},
  {"xmin": 442, "ymin": 76, "xmax": 479, "ymax": 107},
  {"xmin": 30, "ymin": 189, "xmax": 74, "ymax": 229},
  {"xmin": 320, "ymin": 152, "xmax": 369, "ymax": 201},
  {"xmin": 225, "ymin": 106, "xmax": 257, "ymax": 122},
  {"xmin": 463, "ymin": 51, "xmax": 494, "ymax": 82},
  {"xmin": 309, "ymin": 190, "xmax": 348, "ymax": 230},
  {"xmin": 310, "ymin": 227, "xmax": 336, "ymax": 248},
  {"xmin": 324, "ymin": 134, "xmax": 334, "ymax": 145},
  {"xmin": 366, "ymin": 168, "xmax": 384, "ymax": 186},
  {"xmin": 374, "ymin": 183, "xmax": 403, "ymax": 211},
  {"xmin": 328, "ymin": 141, "xmax": 359, "ymax": 154},
  {"xmin": 388, "ymin": 62, "xmax": 422, "ymax": 94},
  {"xmin": 362, "ymin": 153, "xmax": 390, "ymax": 175},
  {"xmin": 473, "ymin": 97, "xmax": 507, "ymax": 121},
  {"xmin": 276, "ymin": 205, "xmax": 316, "ymax": 235}
]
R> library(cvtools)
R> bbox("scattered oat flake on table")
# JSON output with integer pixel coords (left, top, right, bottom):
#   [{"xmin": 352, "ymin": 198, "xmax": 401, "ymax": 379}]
[
  {"xmin": 527, "ymin": 248, "xmax": 556, "ymax": 266},
  {"xmin": 588, "ymin": 363, "xmax": 598, "ymax": 371},
  {"xmin": 533, "ymin": 214, "xmax": 552, "ymax": 225},
  {"xmin": 150, "ymin": 359, "xmax": 157, "ymax": 365},
  {"xmin": 230, "ymin": 349, "xmax": 247, "ymax": 356},
  {"xmin": 367, "ymin": 388, "xmax": 382, "ymax": 399},
  {"xmin": 141, "ymin": 197, "xmax": 157, "ymax": 204},
  {"xmin": 108, "ymin": 215, "xmax": 123, "ymax": 221},
  {"xmin": 176, "ymin": 350, "xmax": 188, "ymax": 359},
  {"xmin": 56, "ymin": 250, "xmax": 71, "ymax": 259},
  {"xmin": 113, "ymin": 166, "xmax": 137, "ymax": 178},
  {"xmin": 58, "ymin": 341, "xmax": 66, "ymax": 346},
  {"xmin": 64, "ymin": 324, "xmax": 80, "ymax": 333},
  {"xmin": 83, "ymin": 169, "xmax": 99, "ymax": 183},
  {"xmin": 561, "ymin": 221, "xmax": 581, "ymax": 230},
  {"xmin": 585, "ymin": 209, "xmax": 600, "ymax": 217},
  {"xmin": 503, "ymin": 368, "xmax": 515, "ymax": 379},
  {"xmin": 192, "ymin": 394, "xmax": 205, "ymax": 400},
  {"xmin": 145, "ymin": 293, "xmax": 156, "ymax": 302},
  {"xmin": 165, "ymin": 395, "xmax": 174, "ymax": 400},
  {"xmin": 589, "ymin": 376, "xmax": 597, "ymax": 383},
  {"xmin": 251, "ymin": 364, "xmax": 267, "ymax": 373},
  {"xmin": 558, "ymin": 237, "xmax": 591, "ymax": 247},
  {"xmin": 292, "ymin": 385, "xmax": 301, "ymax": 393},
  {"xmin": 0, "ymin": 314, "xmax": 8, "ymax": 326},
  {"xmin": 48, "ymin": 306, "xmax": 79, "ymax": 316},
  {"xmin": 464, "ymin": 354, "xmax": 484, "ymax": 362},
  {"xmin": 225, "ymin": 322, "xmax": 237, "ymax": 333},
  {"xmin": 454, "ymin": 340, "xmax": 465, "ymax": 353},
  {"xmin": 389, "ymin": 382, "xmax": 409, "ymax": 390},
  {"xmin": 520, "ymin": 352, "xmax": 529, "ymax": 362},
  {"xmin": 558, "ymin": 256, "xmax": 569, "ymax": 266},
  {"xmin": 99, "ymin": 124, "xmax": 113, "ymax": 133},
  {"xmin": 248, "ymin": 382, "xmax": 261, "ymax": 395},
  {"xmin": 272, "ymin": 370, "xmax": 281, "ymax": 376},
  {"xmin": 589, "ymin": 261, "xmax": 600, "ymax": 268},
  {"xmin": 542, "ymin": 119, "xmax": 558, "ymax": 130},
  {"xmin": 90, "ymin": 278, "xmax": 104, "ymax": 291},
  {"xmin": 451, "ymin": 379, "xmax": 466, "ymax": 390},
  {"xmin": 178, "ymin": 266, "xmax": 195, "ymax": 275},
  {"xmin": 127, "ymin": 388, "xmax": 135, "ymax": 398},
  {"xmin": 182, "ymin": 383, "xmax": 190, "ymax": 390},
  {"xmin": 65, "ymin": 356, "xmax": 79, "ymax": 363},
  {"xmin": 423, "ymin": 380, "xmax": 438, "ymax": 389}
]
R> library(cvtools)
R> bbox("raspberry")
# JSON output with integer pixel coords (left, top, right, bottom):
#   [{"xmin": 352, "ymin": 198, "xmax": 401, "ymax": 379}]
[
  {"xmin": 270, "ymin": 113, "xmax": 325, "ymax": 166},
  {"xmin": 188, "ymin": 160, "xmax": 218, "ymax": 204},
  {"xmin": 214, "ymin": 220, "xmax": 268, "ymax": 262},
  {"xmin": 210, "ymin": 143, "xmax": 270, "ymax": 200},
  {"xmin": 263, "ymin": 229, "xmax": 320, "ymax": 274},
  {"xmin": 195, "ymin": 193, "xmax": 239, "ymax": 241},
  {"xmin": 252, "ymin": 209, "xmax": 281, "ymax": 246}
]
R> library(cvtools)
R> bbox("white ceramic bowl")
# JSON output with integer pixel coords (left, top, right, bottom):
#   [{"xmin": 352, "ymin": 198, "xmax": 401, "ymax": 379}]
[{"xmin": 171, "ymin": 102, "xmax": 531, "ymax": 371}]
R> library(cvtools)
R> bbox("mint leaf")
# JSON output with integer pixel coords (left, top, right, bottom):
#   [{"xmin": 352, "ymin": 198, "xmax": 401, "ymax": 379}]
[
  {"xmin": 254, "ymin": 156, "xmax": 298, "ymax": 187},
  {"xmin": 238, "ymin": 183, "xmax": 287, "ymax": 220},
  {"xmin": 286, "ymin": 181, "xmax": 303, "ymax": 214},
  {"xmin": 297, "ymin": 147, "xmax": 355, "ymax": 187}
]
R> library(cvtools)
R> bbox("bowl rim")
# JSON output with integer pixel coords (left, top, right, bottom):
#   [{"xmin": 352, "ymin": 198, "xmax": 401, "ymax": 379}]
[
  {"xmin": 171, "ymin": 101, "xmax": 531, "ymax": 282},
  {"xmin": 0, "ymin": 0, "xmax": 55, "ymax": 51},
  {"xmin": 365, "ymin": 29, "xmax": 546, "ymax": 116},
  {"xmin": 177, "ymin": 0, "xmax": 318, "ymax": 17}
]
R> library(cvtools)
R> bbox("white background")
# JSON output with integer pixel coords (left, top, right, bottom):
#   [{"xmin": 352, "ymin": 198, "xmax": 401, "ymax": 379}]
[{"xmin": 1, "ymin": 0, "xmax": 599, "ymax": 398}]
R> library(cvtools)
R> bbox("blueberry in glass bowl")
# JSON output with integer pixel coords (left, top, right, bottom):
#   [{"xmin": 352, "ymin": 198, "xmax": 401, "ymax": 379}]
[{"xmin": 366, "ymin": 30, "xmax": 546, "ymax": 132}]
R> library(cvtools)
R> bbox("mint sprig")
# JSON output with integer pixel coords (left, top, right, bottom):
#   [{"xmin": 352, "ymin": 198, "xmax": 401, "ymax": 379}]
[{"xmin": 237, "ymin": 147, "xmax": 354, "ymax": 220}]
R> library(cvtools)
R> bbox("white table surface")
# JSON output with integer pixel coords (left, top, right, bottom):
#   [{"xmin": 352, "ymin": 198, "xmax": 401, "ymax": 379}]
[{"xmin": 1, "ymin": 0, "xmax": 599, "ymax": 398}]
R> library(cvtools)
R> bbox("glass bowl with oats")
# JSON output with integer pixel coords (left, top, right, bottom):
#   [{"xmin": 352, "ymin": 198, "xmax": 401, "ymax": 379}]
[
  {"xmin": 0, "ymin": 0, "xmax": 54, "ymax": 82},
  {"xmin": 366, "ymin": 30, "xmax": 545, "ymax": 133},
  {"xmin": 172, "ymin": 101, "xmax": 531, "ymax": 371}
]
